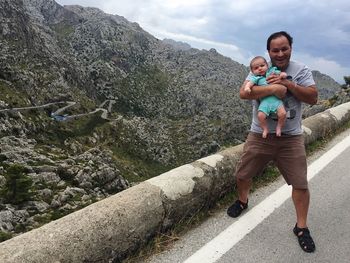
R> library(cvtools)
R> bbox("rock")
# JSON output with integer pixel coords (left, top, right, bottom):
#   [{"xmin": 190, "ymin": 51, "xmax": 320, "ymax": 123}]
[
  {"xmin": 0, "ymin": 209, "xmax": 30, "ymax": 232},
  {"xmin": 0, "ymin": 210, "xmax": 15, "ymax": 231},
  {"xmin": 31, "ymin": 172, "xmax": 60, "ymax": 184},
  {"xmin": 24, "ymin": 201, "xmax": 50, "ymax": 213},
  {"xmin": 37, "ymin": 188, "xmax": 53, "ymax": 199},
  {"xmin": 0, "ymin": 175, "xmax": 5, "ymax": 187}
]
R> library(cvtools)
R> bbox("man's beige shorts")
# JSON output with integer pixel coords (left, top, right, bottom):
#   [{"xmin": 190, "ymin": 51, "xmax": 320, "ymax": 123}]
[{"xmin": 235, "ymin": 132, "xmax": 308, "ymax": 189}]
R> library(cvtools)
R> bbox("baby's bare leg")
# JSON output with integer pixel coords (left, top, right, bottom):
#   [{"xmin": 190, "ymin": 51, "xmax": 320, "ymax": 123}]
[
  {"xmin": 258, "ymin": 111, "xmax": 268, "ymax": 138},
  {"xmin": 276, "ymin": 105, "xmax": 287, "ymax": 136}
]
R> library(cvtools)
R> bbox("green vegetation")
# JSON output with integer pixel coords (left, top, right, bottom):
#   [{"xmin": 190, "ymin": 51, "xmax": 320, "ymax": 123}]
[
  {"xmin": 51, "ymin": 22, "xmax": 75, "ymax": 39},
  {"xmin": 115, "ymin": 65, "xmax": 170, "ymax": 117},
  {"xmin": 342, "ymin": 76, "xmax": 350, "ymax": 89},
  {"xmin": 110, "ymin": 144, "xmax": 171, "ymax": 183},
  {"xmin": 0, "ymin": 164, "xmax": 34, "ymax": 205},
  {"xmin": 0, "ymin": 154, "xmax": 7, "ymax": 163},
  {"xmin": 40, "ymin": 114, "xmax": 108, "ymax": 147},
  {"xmin": 14, "ymin": 223, "xmax": 26, "ymax": 233},
  {"xmin": 0, "ymin": 80, "xmax": 28, "ymax": 108},
  {"xmin": 0, "ymin": 231, "xmax": 12, "ymax": 242},
  {"xmin": 56, "ymin": 166, "xmax": 75, "ymax": 183},
  {"xmin": 49, "ymin": 210, "xmax": 71, "ymax": 221},
  {"xmin": 251, "ymin": 165, "xmax": 280, "ymax": 191},
  {"xmin": 306, "ymin": 137, "xmax": 328, "ymax": 154}
]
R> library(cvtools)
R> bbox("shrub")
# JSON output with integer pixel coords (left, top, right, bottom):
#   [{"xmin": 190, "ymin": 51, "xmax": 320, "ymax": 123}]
[
  {"xmin": 0, "ymin": 164, "xmax": 34, "ymax": 205},
  {"xmin": 0, "ymin": 231, "xmax": 12, "ymax": 242}
]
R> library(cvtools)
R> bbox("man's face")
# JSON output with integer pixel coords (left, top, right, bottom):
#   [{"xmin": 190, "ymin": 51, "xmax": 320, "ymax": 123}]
[{"xmin": 268, "ymin": 36, "xmax": 292, "ymax": 71}]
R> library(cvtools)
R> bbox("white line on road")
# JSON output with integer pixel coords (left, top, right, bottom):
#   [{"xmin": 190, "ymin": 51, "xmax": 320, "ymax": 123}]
[{"xmin": 183, "ymin": 134, "xmax": 350, "ymax": 263}]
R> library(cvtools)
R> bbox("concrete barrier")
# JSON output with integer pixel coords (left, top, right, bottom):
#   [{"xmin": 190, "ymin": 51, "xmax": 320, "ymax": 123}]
[
  {"xmin": 1, "ymin": 102, "xmax": 350, "ymax": 262},
  {"xmin": 303, "ymin": 102, "xmax": 350, "ymax": 144}
]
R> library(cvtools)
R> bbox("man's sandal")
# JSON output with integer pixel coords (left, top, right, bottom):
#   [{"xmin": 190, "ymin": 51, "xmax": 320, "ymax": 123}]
[
  {"xmin": 227, "ymin": 199, "xmax": 248, "ymax": 218},
  {"xmin": 293, "ymin": 224, "xmax": 316, "ymax": 253}
]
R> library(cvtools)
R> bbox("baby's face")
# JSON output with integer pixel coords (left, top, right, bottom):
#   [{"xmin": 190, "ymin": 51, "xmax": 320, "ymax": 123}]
[{"xmin": 251, "ymin": 59, "xmax": 268, "ymax": 76}]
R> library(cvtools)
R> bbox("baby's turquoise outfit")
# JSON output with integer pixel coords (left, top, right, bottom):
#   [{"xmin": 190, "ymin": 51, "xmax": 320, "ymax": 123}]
[{"xmin": 248, "ymin": 67, "xmax": 283, "ymax": 115}]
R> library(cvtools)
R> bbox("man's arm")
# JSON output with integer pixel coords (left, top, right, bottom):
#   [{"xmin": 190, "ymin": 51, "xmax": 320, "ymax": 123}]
[
  {"xmin": 239, "ymin": 80, "xmax": 287, "ymax": 100},
  {"xmin": 284, "ymin": 80, "xmax": 318, "ymax": 105},
  {"xmin": 266, "ymin": 74, "xmax": 318, "ymax": 105}
]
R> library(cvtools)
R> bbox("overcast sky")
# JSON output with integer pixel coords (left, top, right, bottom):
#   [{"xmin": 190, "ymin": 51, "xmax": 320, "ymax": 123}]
[{"xmin": 55, "ymin": 0, "xmax": 350, "ymax": 84}]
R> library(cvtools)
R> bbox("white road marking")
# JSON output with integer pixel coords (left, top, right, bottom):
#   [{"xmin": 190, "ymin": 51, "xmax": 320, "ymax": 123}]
[{"xmin": 183, "ymin": 134, "xmax": 350, "ymax": 263}]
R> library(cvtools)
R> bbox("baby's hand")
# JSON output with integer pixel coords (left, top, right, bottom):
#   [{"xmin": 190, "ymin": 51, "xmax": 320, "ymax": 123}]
[
  {"xmin": 280, "ymin": 72, "xmax": 288, "ymax": 79},
  {"xmin": 244, "ymin": 81, "xmax": 253, "ymax": 93},
  {"xmin": 244, "ymin": 86, "xmax": 251, "ymax": 93},
  {"xmin": 267, "ymin": 73, "xmax": 284, "ymax": 84}
]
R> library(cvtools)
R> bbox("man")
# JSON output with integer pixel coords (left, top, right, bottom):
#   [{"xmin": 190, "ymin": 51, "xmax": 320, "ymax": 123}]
[{"xmin": 227, "ymin": 31, "xmax": 317, "ymax": 253}]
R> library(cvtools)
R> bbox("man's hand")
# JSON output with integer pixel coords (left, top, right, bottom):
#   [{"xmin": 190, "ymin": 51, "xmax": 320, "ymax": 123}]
[{"xmin": 271, "ymin": 84, "xmax": 287, "ymax": 99}]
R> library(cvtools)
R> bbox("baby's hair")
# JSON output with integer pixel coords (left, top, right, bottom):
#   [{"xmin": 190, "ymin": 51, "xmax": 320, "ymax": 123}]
[{"xmin": 250, "ymin": 56, "xmax": 268, "ymax": 70}]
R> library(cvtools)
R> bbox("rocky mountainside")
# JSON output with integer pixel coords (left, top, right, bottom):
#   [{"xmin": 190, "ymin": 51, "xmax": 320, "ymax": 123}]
[
  {"xmin": 0, "ymin": 0, "xmax": 347, "ymax": 240},
  {"xmin": 163, "ymin": 38, "xmax": 192, "ymax": 51},
  {"xmin": 312, "ymin": 70, "xmax": 342, "ymax": 99}
]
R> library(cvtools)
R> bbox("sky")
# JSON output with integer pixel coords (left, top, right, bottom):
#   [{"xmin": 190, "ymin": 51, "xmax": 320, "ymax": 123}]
[{"xmin": 55, "ymin": 0, "xmax": 350, "ymax": 84}]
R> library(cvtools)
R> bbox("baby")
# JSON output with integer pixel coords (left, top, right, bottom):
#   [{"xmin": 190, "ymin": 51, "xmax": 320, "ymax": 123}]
[{"xmin": 244, "ymin": 56, "xmax": 287, "ymax": 138}]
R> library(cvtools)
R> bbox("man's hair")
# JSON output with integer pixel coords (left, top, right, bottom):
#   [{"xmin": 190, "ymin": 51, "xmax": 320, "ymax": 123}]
[
  {"xmin": 266, "ymin": 31, "xmax": 293, "ymax": 51},
  {"xmin": 250, "ymin": 56, "xmax": 267, "ymax": 69}
]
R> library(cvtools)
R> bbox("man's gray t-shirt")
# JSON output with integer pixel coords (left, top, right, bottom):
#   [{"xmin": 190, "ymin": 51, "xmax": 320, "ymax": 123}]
[{"xmin": 248, "ymin": 60, "xmax": 315, "ymax": 135}]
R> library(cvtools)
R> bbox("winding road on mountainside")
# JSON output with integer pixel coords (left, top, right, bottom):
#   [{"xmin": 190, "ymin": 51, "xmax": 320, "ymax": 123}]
[{"xmin": 0, "ymin": 100, "xmax": 116, "ymax": 121}]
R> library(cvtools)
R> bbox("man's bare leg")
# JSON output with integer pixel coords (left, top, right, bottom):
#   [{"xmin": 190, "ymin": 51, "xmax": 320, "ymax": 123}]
[
  {"xmin": 227, "ymin": 178, "xmax": 251, "ymax": 217},
  {"xmin": 237, "ymin": 178, "xmax": 252, "ymax": 203},
  {"xmin": 292, "ymin": 188, "xmax": 315, "ymax": 252},
  {"xmin": 292, "ymin": 188, "xmax": 310, "ymax": 228}
]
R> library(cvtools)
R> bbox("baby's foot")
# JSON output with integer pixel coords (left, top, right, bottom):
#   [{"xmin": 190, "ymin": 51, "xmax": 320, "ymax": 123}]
[
  {"xmin": 276, "ymin": 127, "xmax": 282, "ymax": 137},
  {"xmin": 262, "ymin": 130, "xmax": 268, "ymax": 138}
]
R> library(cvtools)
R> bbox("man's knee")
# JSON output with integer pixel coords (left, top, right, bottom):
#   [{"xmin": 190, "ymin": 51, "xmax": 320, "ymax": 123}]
[{"xmin": 236, "ymin": 177, "xmax": 252, "ymax": 185}]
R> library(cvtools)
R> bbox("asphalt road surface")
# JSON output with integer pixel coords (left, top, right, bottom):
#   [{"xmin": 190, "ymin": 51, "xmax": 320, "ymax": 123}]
[{"xmin": 142, "ymin": 128, "xmax": 350, "ymax": 263}]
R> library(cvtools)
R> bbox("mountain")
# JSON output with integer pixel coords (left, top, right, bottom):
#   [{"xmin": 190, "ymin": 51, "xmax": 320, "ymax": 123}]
[
  {"xmin": 0, "ymin": 0, "xmax": 251, "ymax": 167},
  {"xmin": 163, "ymin": 38, "xmax": 192, "ymax": 51},
  {"xmin": 312, "ymin": 70, "xmax": 342, "ymax": 99},
  {"xmin": 0, "ymin": 0, "xmax": 347, "ymax": 239}
]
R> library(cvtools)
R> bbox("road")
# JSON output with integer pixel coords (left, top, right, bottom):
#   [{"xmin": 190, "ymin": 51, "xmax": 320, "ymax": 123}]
[
  {"xmin": 0, "ymin": 100, "xmax": 116, "ymax": 121},
  {"xmin": 142, "ymin": 128, "xmax": 350, "ymax": 263},
  {"xmin": 0, "ymin": 101, "xmax": 69, "ymax": 112}
]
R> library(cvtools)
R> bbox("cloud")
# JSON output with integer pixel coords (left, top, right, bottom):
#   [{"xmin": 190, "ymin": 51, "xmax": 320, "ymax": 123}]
[
  {"xmin": 55, "ymin": 0, "xmax": 350, "ymax": 83},
  {"xmin": 145, "ymin": 26, "xmax": 248, "ymax": 63},
  {"xmin": 294, "ymin": 53, "xmax": 349, "ymax": 83}
]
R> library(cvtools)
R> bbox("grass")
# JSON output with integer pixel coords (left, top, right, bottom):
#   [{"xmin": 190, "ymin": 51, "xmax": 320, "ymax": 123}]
[
  {"xmin": 306, "ymin": 119, "xmax": 350, "ymax": 155},
  {"xmin": 124, "ymin": 203, "xmax": 220, "ymax": 263},
  {"xmin": 110, "ymin": 144, "xmax": 172, "ymax": 183}
]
